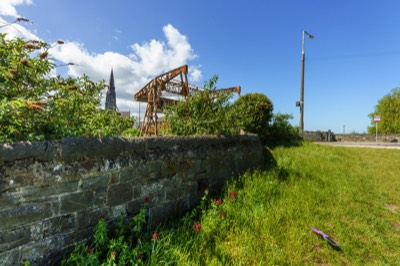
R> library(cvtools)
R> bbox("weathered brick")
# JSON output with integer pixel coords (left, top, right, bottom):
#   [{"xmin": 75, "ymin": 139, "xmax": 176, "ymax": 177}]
[
  {"xmin": 0, "ymin": 248, "xmax": 20, "ymax": 266},
  {"xmin": 60, "ymin": 137, "xmax": 127, "ymax": 161},
  {"xmin": 107, "ymin": 183, "xmax": 132, "ymax": 206},
  {"xmin": 42, "ymin": 214, "xmax": 75, "ymax": 238},
  {"xmin": 94, "ymin": 187, "xmax": 108, "ymax": 206},
  {"xmin": 77, "ymin": 209, "xmax": 107, "ymax": 230},
  {"xmin": 0, "ymin": 227, "xmax": 31, "ymax": 252},
  {"xmin": 0, "ymin": 140, "xmax": 56, "ymax": 163},
  {"xmin": 82, "ymin": 175, "xmax": 110, "ymax": 190},
  {"xmin": 60, "ymin": 191, "xmax": 94, "ymax": 214},
  {"xmin": 0, "ymin": 202, "xmax": 52, "ymax": 230},
  {"xmin": 20, "ymin": 181, "xmax": 79, "ymax": 201},
  {"xmin": 126, "ymin": 200, "xmax": 142, "ymax": 215},
  {"xmin": 120, "ymin": 169, "xmax": 141, "ymax": 183}
]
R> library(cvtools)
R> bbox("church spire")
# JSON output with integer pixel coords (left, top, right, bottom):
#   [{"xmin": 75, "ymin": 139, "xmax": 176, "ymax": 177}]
[{"xmin": 105, "ymin": 68, "xmax": 117, "ymax": 111}]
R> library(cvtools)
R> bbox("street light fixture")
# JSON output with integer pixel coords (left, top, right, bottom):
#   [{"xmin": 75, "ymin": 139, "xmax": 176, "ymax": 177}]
[{"xmin": 298, "ymin": 30, "xmax": 314, "ymax": 136}]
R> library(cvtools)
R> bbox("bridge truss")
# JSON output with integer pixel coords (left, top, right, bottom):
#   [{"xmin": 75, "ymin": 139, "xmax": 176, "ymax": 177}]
[{"xmin": 134, "ymin": 65, "xmax": 240, "ymax": 136}]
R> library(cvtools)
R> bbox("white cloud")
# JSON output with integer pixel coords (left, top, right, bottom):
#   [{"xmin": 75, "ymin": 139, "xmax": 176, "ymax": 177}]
[
  {"xmin": 50, "ymin": 24, "xmax": 201, "ymax": 114},
  {"xmin": 0, "ymin": 0, "xmax": 37, "ymax": 40},
  {"xmin": 0, "ymin": 17, "xmax": 38, "ymax": 40},
  {"xmin": 0, "ymin": 0, "xmax": 33, "ymax": 17},
  {"xmin": 189, "ymin": 65, "xmax": 202, "ymax": 82},
  {"xmin": 0, "ymin": 1, "xmax": 202, "ymax": 118}
]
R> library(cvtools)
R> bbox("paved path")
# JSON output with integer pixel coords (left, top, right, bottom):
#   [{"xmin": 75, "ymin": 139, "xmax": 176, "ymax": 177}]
[{"xmin": 315, "ymin": 142, "xmax": 400, "ymax": 149}]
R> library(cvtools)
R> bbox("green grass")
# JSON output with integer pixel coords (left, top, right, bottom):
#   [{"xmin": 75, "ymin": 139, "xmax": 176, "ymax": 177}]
[{"xmin": 152, "ymin": 143, "xmax": 400, "ymax": 265}]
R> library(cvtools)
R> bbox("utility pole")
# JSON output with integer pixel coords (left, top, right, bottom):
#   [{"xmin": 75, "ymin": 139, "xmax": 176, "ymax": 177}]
[{"xmin": 298, "ymin": 30, "xmax": 314, "ymax": 136}]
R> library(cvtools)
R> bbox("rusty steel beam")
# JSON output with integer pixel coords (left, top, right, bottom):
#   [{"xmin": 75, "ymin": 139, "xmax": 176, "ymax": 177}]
[
  {"xmin": 134, "ymin": 64, "xmax": 241, "ymax": 136},
  {"xmin": 134, "ymin": 65, "xmax": 188, "ymax": 102}
]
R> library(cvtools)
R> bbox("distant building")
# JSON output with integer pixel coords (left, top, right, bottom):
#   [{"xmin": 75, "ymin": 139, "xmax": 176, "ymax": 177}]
[
  {"xmin": 105, "ymin": 69, "xmax": 131, "ymax": 119},
  {"xmin": 105, "ymin": 68, "xmax": 117, "ymax": 111},
  {"xmin": 119, "ymin": 111, "xmax": 130, "ymax": 118}
]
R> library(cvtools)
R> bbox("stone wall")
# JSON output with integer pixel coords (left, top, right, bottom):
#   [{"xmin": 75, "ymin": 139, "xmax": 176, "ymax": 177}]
[
  {"xmin": 334, "ymin": 134, "xmax": 400, "ymax": 142},
  {"xmin": 0, "ymin": 135, "xmax": 262, "ymax": 265}
]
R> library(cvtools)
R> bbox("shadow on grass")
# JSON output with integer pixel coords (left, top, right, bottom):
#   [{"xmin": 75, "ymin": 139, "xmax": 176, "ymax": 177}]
[{"xmin": 265, "ymin": 138, "xmax": 303, "ymax": 149}]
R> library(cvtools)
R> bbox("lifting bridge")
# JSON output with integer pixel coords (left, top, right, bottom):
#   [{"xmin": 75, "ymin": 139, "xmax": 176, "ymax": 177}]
[{"xmin": 134, "ymin": 65, "xmax": 240, "ymax": 136}]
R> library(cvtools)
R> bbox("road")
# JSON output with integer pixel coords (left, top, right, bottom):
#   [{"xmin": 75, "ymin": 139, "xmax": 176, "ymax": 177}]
[{"xmin": 316, "ymin": 142, "xmax": 400, "ymax": 149}]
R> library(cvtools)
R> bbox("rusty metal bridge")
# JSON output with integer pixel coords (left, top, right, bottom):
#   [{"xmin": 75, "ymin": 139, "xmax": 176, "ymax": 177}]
[{"xmin": 134, "ymin": 65, "xmax": 240, "ymax": 136}]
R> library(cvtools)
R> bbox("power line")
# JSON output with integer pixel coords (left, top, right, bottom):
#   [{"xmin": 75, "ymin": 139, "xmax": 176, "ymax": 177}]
[{"xmin": 309, "ymin": 51, "xmax": 400, "ymax": 61}]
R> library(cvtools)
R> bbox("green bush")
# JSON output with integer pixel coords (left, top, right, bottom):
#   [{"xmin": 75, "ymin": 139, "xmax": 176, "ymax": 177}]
[
  {"xmin": 121, "ymin": 127, "xmax": 141, "ymax": 138},
  {"xmin": 264, "ymin": 113, "xmax": 301, "ymax": 147},
  {"xmin": 232, "ymin": 93, "xmax": 273, "ymax": 138},
  {"xmin": 0, "ymin": 34, "xmax": 134, "ymax": 143},
  {"xmin": 164, "ymin": 75, "xmax": 239, "ymax": 136}
]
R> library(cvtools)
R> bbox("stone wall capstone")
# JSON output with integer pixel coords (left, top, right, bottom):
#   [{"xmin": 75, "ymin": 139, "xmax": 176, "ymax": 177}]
[{"xmin": 0, "ymin": 135, "xmax": 262, "ymax": 265}]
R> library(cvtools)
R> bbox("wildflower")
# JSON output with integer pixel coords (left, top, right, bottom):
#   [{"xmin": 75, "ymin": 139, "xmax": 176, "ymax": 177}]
[
  {"xmin": 221, "ymin": 211, "xmax": 226, "ymax": 217},
  {"xmin": 152, "ymin": 232, "xmax": 159, "ymax": 240},
  {"xmin": 193, "ymin": 223, "xmax": 201, "ymax": 232},
  {"xmin": 217, "ymin": 199, "xmax": 223, "ymax": 205},
  {"xmin": 39, "ymin": 51, "xmax": 48, "ymax": 59},
  {"xmin": 67, "ymin": 85, "xmax": 78, "ymax": 91},
  {"xmin": 20, "ymin": 58, "xmax": 28, "ymax": 65},
  {"xmin": 27, "ymin": 103, "xmax": 43, "ymax": 111},
  {"xmin": 23, "ymin": 44, "xmax": 41, "ymax": 50},
  {"xmin": 230, "ymin": 191, "xmax": 237, "ymax": 199},
  {"xmin": 111, "ymin": 251, "xmax": 116, "ymax": 257},
  {"xmin": 8, "ymin": 69, "xmax": 18, "ymax": 74},
  {"xmin": 88, "ymin": 248, "xmax": 94, "ymax": 254}
]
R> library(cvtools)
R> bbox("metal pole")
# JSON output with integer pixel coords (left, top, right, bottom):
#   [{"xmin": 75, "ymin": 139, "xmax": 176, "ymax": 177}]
[
  {"xmin": 299, "ymin": 31, "xmax": 305, "ymax": 135},
  {"xmin": 138, "ymin": 102, "xmax": 141, "ymax": 128},
  {"xmin": 299, "ymin": 30, "xmax": 314, "ymax": 136},
  {"xmin": 376, "ymin": 122, "xmax": 378, "ymax": 143}
]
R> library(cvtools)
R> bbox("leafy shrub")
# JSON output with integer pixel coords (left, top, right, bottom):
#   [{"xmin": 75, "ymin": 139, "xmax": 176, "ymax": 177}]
[
  {"xmin": 121, "ymin": 127, "xmax": 141, "ymax": 138},
  {"xmin": 232, "ymin": 93, "xmax": 273, "ymax": 140},
  {"xmin": 0, "ymin": 34, "xmax": 134, "ymax": 143},
  {"xmin": 62, "ymin": 209, "xmax": 151, "ymax": 266},
  {"xmin": 264, "ymin": 113, "xmax": 301, "ymax": 147},
  {"xmin": 164, "ymin": 75, "xmax": 239, "ymax": 136}
]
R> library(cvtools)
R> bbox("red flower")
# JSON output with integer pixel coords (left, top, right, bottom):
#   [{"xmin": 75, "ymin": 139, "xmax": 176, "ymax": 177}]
[
  {"xmin": 230, "ymin": 191, "xmax": 237, "ymax": 199},
  {"xmin": 217, "ymin": 199, "xmax": 223, "ymax": 205},
  {"xmin": 144, "ymin": 196, "xmax": 150, "ymax": 202},
  {"xmin": 88, "ymin": 248, "xmax": 94, "ymax": 254},
  {"xmin": 193, "ymin": 223, "xmax": 202, "ymax": 232},
  {"xmin": 152, "ymin": 232, "xmax": 159, "ymax": 240},
  {"xmin": 111, "ymin": 251, "xmax": 116, "ymax": 257},
  {"xmin": 221, "ymin": 211, "xmax": 226, "ymax": 217}
]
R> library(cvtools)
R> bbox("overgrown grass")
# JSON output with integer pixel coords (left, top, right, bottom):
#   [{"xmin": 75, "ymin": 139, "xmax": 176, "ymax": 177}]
[{"xmin": 152, "ymin": 143, "xmax": 400, "ymax": 265}]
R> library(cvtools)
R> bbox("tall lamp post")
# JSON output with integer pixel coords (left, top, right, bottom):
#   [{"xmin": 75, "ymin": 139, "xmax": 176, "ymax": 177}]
[{"xmin": 297, "ymin": 30, "xmax": 314, "ymax": 136}]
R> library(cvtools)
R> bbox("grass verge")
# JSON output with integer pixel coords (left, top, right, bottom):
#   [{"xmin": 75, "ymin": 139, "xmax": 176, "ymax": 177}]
[{"xmin": 152, "ymin": 143, "xmax": 400, "ymax": 265}]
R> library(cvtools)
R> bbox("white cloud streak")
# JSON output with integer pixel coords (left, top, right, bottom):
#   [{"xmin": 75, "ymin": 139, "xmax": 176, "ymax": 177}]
[
  {"xmin": 0, "ymin": 0, "xmax": 202, "ymax": 118},
  {"xmin": 0, "ymin": 0, "xmax": 33, "ymax": 17},
  {"xmin": 50, "ymin": 24, "xmax": 202, "ymax": 114}
]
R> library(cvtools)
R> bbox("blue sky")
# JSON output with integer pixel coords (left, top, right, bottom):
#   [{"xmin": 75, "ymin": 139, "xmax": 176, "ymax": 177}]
[{"xmin": 1, "ymin": 0, "xmax": 400, "ymax": 133}]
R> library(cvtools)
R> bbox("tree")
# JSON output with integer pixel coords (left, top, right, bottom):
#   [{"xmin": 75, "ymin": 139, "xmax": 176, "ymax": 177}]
[
  {"xmin": 368, "ymin": 88, "xmax": 400, "ymax": 134},
  {"xmin": 264, "ymin": 113, "xmax": 301, "ymax": 146},
  {"xmin": 164, "ymin": 75, "xmax": 239, "ymax": 136},
  {"xmin": 232, "ymin": 93, "xmax": 273, "ymax": 139},
  {"xmin": 0, "ymin": 34, "xmax": 134, "ymax": 142}
]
